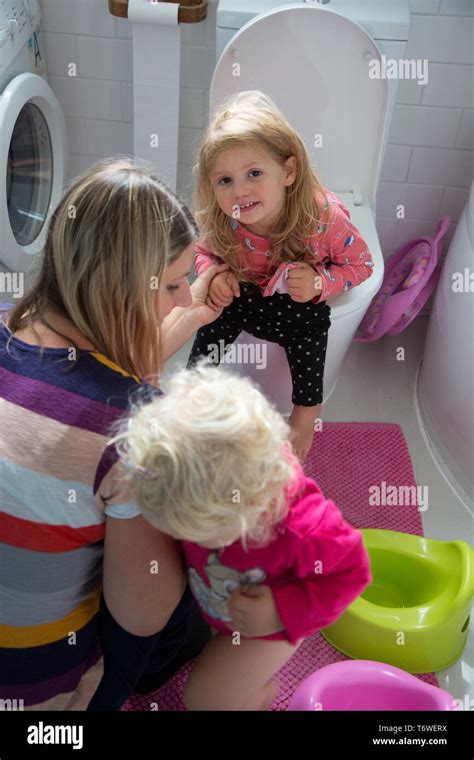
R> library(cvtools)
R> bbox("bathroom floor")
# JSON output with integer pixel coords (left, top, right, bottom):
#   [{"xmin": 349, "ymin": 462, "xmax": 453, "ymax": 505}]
[{"xmin": 164, "ymin": 315, "xmax": 473, "ymax": 708}]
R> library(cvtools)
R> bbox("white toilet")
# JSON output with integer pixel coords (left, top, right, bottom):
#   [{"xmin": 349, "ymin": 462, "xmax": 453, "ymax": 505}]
[{"xmin": 210, "ymin": 1, "xmax": 410, "ymax": 413}]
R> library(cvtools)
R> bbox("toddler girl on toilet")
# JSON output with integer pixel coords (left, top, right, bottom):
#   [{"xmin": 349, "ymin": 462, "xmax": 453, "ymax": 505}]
[
  {"xmin": 187, "ymin": 90, "xmax": 374, "ymax": 461},
  {"xmin": 113, "ymin": 361, "xmax": 372, "ymax": 711}
]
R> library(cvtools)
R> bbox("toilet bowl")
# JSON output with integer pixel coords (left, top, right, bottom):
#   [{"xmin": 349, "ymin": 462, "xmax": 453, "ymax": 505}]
[
  {"xmin": 321, "ymin": 529, "xmax": 474, "ymax": 673},
  {"xmin": 209, "ymin": 3, "xmax": 410, "ymax": 413}
]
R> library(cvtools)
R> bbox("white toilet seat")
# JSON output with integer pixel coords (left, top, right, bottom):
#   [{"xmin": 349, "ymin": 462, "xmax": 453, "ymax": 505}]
[
  {"xmin": 211, "ymin": 3, "xmax": 389, "ymax": 209},
  {"xmin": 329, "ymin": 194, "xmax": 383, "ymax": 319}
]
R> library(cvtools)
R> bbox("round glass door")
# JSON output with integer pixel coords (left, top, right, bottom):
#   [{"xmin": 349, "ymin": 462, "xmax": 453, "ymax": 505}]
[{"xmin": 6, "ymin": 102, "xmax": 53, "ymax": 247}]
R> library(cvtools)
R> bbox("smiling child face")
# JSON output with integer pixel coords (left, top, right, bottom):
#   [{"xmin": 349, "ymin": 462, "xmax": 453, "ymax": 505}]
[{"xmin": 211, "ymin": 144, "xmax": 296, "ymax": 237}]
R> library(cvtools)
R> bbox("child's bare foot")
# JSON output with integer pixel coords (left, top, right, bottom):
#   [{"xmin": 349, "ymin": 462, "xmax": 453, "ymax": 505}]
[{"xmin": 288, "ymin": 404, "xmax": 320, "ymax": 462}]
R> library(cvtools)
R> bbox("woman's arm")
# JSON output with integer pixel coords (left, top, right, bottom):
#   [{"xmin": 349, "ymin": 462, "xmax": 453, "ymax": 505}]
[
  {"xmin": 160, "ymin": 305, "xmax": 203, "ymax": 363},
  {"xmin": 160, "ymin": 262, "xmax": 229, "ymax": 362},
  {"xmin": 103, "ymin": 514, "xmax": 187, "ymax": 636}
]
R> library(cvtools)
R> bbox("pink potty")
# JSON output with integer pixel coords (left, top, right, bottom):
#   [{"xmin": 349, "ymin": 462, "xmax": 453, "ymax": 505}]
[
  {"xmin": 353, "ymin": 216, "xmax": 451, "ymax": 342},
  {"xmin": 287, "ymin": 660, "xmax": 455, "ymax": 711}
]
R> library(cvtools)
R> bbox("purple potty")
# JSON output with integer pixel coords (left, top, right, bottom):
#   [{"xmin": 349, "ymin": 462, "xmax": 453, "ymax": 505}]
[{"xmin": 353, "ymin": 216, "xmax": 451, "ymax": 342}]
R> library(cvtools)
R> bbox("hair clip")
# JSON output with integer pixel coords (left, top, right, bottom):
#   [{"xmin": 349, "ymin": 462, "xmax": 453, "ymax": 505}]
[
  {"xmin": 135, "ymin": 464, "xmax": 159, "ymax": 481},
  {"xmin": 125, "ymin": 461, "xmax": 159, "ymax": 481}
]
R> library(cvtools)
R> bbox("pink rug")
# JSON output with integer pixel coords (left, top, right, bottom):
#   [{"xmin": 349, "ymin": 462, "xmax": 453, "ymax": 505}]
[{"xmin": 123, "ymin": 422, "xmax": 438, "ymax": 711}]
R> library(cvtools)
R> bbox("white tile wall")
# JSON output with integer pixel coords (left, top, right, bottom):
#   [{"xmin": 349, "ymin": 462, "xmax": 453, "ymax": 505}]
[{"xmin": 40, "ymin": 0, "xmax": 473, "ymax": 309}]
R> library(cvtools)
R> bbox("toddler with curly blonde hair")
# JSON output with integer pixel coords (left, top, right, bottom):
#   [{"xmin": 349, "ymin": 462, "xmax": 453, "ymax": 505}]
[{"xmin": 113, "ymin": 360, "xmax": 372, "ymax": 710}]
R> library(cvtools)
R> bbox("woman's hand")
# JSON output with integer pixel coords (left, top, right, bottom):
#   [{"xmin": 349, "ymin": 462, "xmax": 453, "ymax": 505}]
[
  {"xmin": 226, "ymin": 585, "xmax": 285, "ymax": 637},
  {"xmin": 189, "ymin": 263, "xmax": 230, "ymax": 326},
  {"xmin": 287, "ymin": 262, "xmax": 323, "ymax": 303}
]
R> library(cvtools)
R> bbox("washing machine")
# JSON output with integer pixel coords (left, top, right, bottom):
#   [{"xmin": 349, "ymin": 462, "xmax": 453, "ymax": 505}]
[{"xmin": 0, "ymin": 0, "xmax": 67, "ymax": 275}]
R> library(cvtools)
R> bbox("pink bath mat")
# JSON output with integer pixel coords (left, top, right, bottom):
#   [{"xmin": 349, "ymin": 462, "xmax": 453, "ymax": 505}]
[{"xmin": 123, "ymin": 422, "xmax": 438, "ymax": 711}]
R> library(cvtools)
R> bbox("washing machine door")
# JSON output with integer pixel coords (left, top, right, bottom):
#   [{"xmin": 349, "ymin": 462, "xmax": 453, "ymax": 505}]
[{"xmin": 0, "ymin": 72, "xmax": 67, "ymax": 272}]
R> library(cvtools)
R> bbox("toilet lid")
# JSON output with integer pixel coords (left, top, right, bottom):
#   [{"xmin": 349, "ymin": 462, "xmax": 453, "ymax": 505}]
[{"xmin": 211, "ymin": 4, "xmax": 389, "ymax": 208}]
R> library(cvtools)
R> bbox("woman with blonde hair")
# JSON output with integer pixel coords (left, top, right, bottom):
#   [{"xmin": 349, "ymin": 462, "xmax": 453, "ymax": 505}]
[
  {"xmin": 114, "ymin": 361, "xmax": 372, "ymax": 711},
  {"xmin": 0, "ymin": 158, "xmax": 228, "ymax": 710}
]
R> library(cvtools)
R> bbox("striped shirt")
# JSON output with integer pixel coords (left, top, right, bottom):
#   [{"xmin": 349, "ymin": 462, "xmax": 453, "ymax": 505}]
[{"xmin": 0, "ymin": 310, "xmax": 159, "ymax": 708}]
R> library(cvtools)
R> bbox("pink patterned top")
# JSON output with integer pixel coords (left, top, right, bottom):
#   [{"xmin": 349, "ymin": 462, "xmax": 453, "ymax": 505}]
[{"xmin": 194, "ymin": 190, "xmax": 374, "ymax": 303}]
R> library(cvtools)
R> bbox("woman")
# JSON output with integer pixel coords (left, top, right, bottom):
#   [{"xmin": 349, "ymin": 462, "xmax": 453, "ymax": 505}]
[{"xmin": 0, "ymin": 158, "xmax": 229, "ymax": 710}]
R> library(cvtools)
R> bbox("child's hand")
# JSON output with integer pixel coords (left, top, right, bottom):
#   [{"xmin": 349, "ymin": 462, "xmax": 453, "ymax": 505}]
[
  {"xmin": 206, "ymin": 271, "xmax": 240, "ymax": 310},
  {"xmin": 190, "ymin": 262, "xmax": 230, "ymax": 324},
  {"xmin": 226, "ymin": 585, "xmax": 285, "ymax": 637},
  {"xmin": 287, "ymin": 262, "xmax": 323, "ymax": 303}
]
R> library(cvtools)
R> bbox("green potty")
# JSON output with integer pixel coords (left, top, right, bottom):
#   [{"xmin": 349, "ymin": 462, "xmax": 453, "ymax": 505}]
[{"xmin": 321, "ymin": 529, "xmax": 474, "ymax": 673}]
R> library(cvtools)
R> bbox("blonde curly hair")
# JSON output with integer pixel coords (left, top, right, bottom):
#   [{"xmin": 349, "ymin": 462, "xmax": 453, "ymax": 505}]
[{"xmin": 112, "ymin": 360, "xmax": 301, "ymax": 551}]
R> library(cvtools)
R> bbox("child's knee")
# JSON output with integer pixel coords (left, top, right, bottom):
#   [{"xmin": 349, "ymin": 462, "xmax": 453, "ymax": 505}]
[{"xmin": 183, "ymin": 671, "xmax": 221, "ymax": 711}]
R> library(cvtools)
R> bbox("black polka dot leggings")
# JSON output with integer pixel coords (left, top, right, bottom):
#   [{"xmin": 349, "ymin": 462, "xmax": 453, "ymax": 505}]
[{"xmin": 187, "ymin": 282, "xmax": 331, "ymax": 406}]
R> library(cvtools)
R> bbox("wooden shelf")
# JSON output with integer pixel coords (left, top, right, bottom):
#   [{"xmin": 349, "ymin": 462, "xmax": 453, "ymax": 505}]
[{"xmin": 108, "ymin": 0, "xmax": 207, "ymax": 24}]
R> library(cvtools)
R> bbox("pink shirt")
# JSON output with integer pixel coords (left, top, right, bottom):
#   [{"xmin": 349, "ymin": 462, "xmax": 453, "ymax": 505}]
[
  {"xmin": 194, "ymin": 189, "xmax": 374, "ymax": 303},
  {"xmin": 180, "ymin": 460, "xmax": 372, "ymax": 644}
]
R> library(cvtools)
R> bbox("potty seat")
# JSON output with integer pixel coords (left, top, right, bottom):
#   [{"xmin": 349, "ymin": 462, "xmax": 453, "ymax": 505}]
[
  {"xmin": 353, "ymin": 216, "xmax": 451, "ymax": 342},
  {"xmin": 287, "ymin": 660, "xmax": 455, "ymax": 711},
  {"xmin": 321, "ymin": 528, "xmax": 474, "ymax": 673}
]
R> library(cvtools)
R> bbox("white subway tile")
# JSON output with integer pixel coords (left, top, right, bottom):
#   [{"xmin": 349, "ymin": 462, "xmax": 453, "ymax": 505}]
[
  {"xmin": 409, "ymin": 0, "xmax": 441, "ymax": 12},
  {"xmin": 48, "ymin": 77, "xmax": 123, "ymax": 120},
  {"xmin": 180, "ymin": 1, "xmax": 217, "ymax": 48},
  {"xmin": 405, "ymin": 15, "xmax": 473, "ymax": 64},
  {"xmin": 40, "ymin": 0, "xmax": 116, "ymax": 37},
  {"xmin": 85, "ymin": 120, "xmax": 133, "ymax": 156},
  {"xmin": 396, "ymin": 76, "xmax": 424, "ymax": 105},
  {"xmin": 405, "ymin": 184, "xmax": 445, "ymax": 219},
  {"xmin": 393, "ymin": 218, "xmax": 439, "ymax": 248},
  {"xmin": 377, "ymin": 182, "xmax": 408, "ymax": 217},
  {"xmin": 76, "ymin": 37, "xmax": 132, "ymax": 82},
  {"xmin": 43, "ymin": 33, "xmax": 77, "ymax": 78},
  {"xmin": 456, "ymin": 110, "xmax": 474, "ymax": 149},
  {"xmin": 439, "ymin": 186, "xmax": 470, "ymax": 220},
  {"xmin": 65, "ymin": 117, "xmax": 88, "ymax": 155},
  {"xmin": 408, "ymin": 146, "xmax": 473, "ymax": 186},
  {"xmin": 180, "ymin": 46, "xmax": 215, "ymax": 88},
  {"xmin": 439, "ymin": 0, "xmax": 474, "ymax": 15},
  {"xmin": 389, "ymin": 104, "xmax": 462, "ymax": 147},
  {"xmin": 378, "ymin": 182, "xmax": 444, "ymax": 220},
  {"xmin": 66, "ymin": 154, "xmax": 100, "ymax": 183},
  {"xmin": 380, "ymin": 145, "xmax": 413, "ymax": 182},
  {"xmin": 178, "ymin": 127, "xmax": 205, "ymax": 165},
  {"xmin": 121, "ymin": 83, "xmax": 134, "ymax": 122},
  {"xmin": 421, "ymin": 64, "xmax": 474, "ymax": 108},
  {"xmin": 180, "ymin": 88, "xmax": 207, "ymax": 128},
  {"xmin": 115, "ymin": 17, "xmax": 132, "ymax": 39},
  {"xmin": 375, "ymin": 217, "xmax": 397, "ymax": 251}
]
